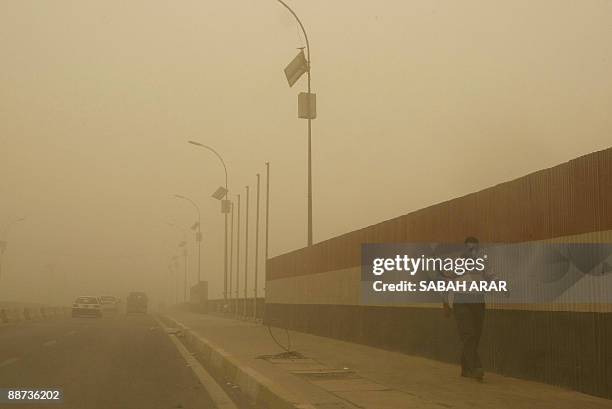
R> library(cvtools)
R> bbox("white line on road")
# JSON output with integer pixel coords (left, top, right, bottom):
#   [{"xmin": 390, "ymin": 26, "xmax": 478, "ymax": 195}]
[
  {"xmin": 0, "ymin": 357, "xmax": 20, "ymax": 368},
  {"xmin": 43, "ymin": 340, "xmax": 57, "ymax": 347},
  {"xmin": 154, "ymin": 317, "xmax": 238, "ymax": 409}
]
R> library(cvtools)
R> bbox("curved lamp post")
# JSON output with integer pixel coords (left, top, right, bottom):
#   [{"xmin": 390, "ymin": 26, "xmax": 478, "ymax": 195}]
[
  {"xmin": 166, "ymin": 222, "xmax": 190, "ymax": 302},
  {"xmin": 188, "ymin": 140, "xmax": 230, "ymax": 301},
  {"xmin": 0, "ymin": 217, "xmax": 26, "ymax": 238},
  {"xmin": 174, "ymin": 195, "xmax": 202, "ymax": 283},
  {"xmin": 277, "ymin": 0, "xmax": 313, "ymax": 246}
]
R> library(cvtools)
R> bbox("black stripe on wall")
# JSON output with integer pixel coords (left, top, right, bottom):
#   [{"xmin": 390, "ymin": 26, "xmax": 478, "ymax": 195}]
[{"xmin": 264, "ymin": 303, "xmax": 612, "ymax": 399}]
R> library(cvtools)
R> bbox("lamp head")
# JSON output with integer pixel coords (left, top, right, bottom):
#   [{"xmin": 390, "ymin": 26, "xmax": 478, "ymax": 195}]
[{"xmin": 211, "ymin": 186, "xmax": 228, "ymax": 200}]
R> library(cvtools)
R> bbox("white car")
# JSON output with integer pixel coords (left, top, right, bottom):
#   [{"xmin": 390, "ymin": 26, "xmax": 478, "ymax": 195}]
[
  {"xmin": 99, "ymin": 295, "xmax": 119, "ymax": 312},
  {"xmin": 71, "ymin": 296, "xmax": 102, "ymax": 318}
]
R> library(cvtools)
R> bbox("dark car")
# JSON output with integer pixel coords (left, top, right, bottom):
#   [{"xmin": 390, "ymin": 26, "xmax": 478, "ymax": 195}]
[
  {"xmin": 126, "ymin": 292, "xmax": 148, "ymax": 313},
  {"xmin": 72, "ymin": 296, "xmax": 102, "ymax": 318}
]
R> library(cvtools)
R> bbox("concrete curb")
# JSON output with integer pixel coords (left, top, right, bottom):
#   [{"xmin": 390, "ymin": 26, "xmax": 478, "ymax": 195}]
[
  {"xmin": 158, "ymin": 314, "xmax": 317, "ymax": 409},
  {"xmin": 7, "ymin": 308, "xmax": 24, "ymax": 322},
  {"xmin": 0, "ymin": 306, "xmax": 68, "ymax": 325}
]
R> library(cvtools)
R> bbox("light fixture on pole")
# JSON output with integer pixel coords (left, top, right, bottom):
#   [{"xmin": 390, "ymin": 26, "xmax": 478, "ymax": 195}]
[
  {"xmin": 188, "ymin": 140, "xmax": 230, "ymax": 301},
  {"xmin": 235, "ymin": 193, "xmax": 241, "ymax": 316},
  {"xmin": 278, "ymin": 0, "xmax": 315, "ymax": 246},
  {"xmin": 254, "ymin": 173, "xmax": 261, "ymax": 320},
  {"xmin": 229, "ymin": 196, "xmax": 235, "ymax": 311},
  {"xmin": 178, "ymin": 240, "xmax": 188, "ymax": 302},
  {"xmin": 264, "ymin": 162, "xmax": 270, "ymax": 299},
  {"xmin": 212, "ymin": 186, "xmax": 228, "ymax": 200},
  {"xmin": 172, "ymin": 255, "xmax": 180, "ymax": 304},
  {"xmin": 174, "ymin": 194, "xmax": 202, "ymax": 283},
  {"xmin": 243, "ymin": 185, "xmax": 249, "ymax": 317}
]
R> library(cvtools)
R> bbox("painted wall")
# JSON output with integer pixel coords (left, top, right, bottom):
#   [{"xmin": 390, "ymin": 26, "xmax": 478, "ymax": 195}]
[{"xmin": 265, "ymin": 147, "xmax": 612, "ymax": 398}]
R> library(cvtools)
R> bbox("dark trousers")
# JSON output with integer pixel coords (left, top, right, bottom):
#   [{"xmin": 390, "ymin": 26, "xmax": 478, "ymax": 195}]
[{"xmin": 453, "ymin": 299, "xmax": 485, "ymax": 374}]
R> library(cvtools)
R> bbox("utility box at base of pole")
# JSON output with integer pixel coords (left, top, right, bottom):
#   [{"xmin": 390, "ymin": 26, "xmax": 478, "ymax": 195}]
[{"xmin": 189, "ymin": 281, "xmax": 208, "ymax": 313}]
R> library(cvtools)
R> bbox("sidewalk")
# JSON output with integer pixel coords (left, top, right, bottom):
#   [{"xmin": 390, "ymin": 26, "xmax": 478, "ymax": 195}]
[{"xmin": 162, "ymin": 309, "xmax": 612, "ymax": 409}]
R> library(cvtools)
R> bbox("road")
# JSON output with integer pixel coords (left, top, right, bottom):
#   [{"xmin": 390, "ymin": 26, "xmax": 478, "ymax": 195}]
[{"xmin": 0, "ymin": 313, "xmax": 217, "ymax": 409}]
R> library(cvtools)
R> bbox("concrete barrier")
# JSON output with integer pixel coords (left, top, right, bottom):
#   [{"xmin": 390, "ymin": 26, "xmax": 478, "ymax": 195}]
[
  {"xmin": 9, "ymin": 308, "xmax": 24, "ymax": 322},
  {"xmin": 207, "ymin": 298, "xmax": 265, "ymax": 319},
  {"xmin": 40, "ymin": 307, "xmax": 57, "ymax": 319},
  {"xmin": 0, "ymin": 304, "xmax": 68, "ymax": 324},
  {"xmin": 158, "ymin": 314, "xmax": 302, "ymax": 409},
  {"xmin": 23, "ymin": 307, "xmax": 43, "ymax": 321}
]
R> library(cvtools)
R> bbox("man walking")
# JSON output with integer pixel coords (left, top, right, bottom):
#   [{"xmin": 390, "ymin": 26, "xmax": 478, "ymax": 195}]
[{"xmin": 444, "ymin": 236, "xmax": 493, "ymax": 381}]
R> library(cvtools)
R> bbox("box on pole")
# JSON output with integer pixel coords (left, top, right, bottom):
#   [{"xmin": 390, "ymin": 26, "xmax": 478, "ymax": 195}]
[
  {"xmin": 221, "ymin": 199, "xmax": 231, "ymax": 214},
  {"xmin": 298, "ymin": 92, "xmax": 316, "ymax": 119}
]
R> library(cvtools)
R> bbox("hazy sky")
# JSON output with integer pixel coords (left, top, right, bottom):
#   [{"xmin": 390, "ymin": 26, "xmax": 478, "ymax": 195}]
[{"xmin": 1, "ymin": 0, "xmax": 611, "ymax": 304}]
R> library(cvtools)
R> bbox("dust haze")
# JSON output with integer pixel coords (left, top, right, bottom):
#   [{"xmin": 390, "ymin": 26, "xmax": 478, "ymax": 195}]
[{"xmin": 1, "ymin": 0, "xmax": 610, "ymax": 305}]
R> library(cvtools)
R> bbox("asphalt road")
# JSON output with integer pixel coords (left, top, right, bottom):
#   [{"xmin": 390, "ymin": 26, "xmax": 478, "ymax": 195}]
[{"xmin": 0, "ymin": 313, "xmax": 217, "ymax": 409}]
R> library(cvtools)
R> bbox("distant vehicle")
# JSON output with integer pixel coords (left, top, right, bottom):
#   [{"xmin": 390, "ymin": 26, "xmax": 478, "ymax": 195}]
[
  {"xmin": 99, "ymin": 295, "xmax": 119, "ymax": 312},
  {"xmin": 72, "ymin": 296, "xmax": 102, "ymax": 318},
  {"xmin": 126, "ymin": 292, "xmax": 148, "ymax": 313}
]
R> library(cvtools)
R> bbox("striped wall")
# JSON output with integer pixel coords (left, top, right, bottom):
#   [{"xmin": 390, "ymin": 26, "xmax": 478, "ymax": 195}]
[
  {"xmin": 268, "ymin": 147, "xmax": 612, "ymax": 283},
  {"xmin": 265, "ymin": 147, "xmax": 612, "ymax": 398}
]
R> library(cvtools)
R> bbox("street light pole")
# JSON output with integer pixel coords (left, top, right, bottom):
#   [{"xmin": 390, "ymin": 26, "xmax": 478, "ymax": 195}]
[
  {"xmin": 174, "ymin": 195, "xmax": 201, "ymax": 283},
  {"xmin": 229, "ymin": 200, "xmax": 234, "ymax": 311},
  {"xmin": 173, "ymin": 257, "xmax": 179, "ymax": 304},
  {"xmin": 254, "ymin": 174, "xmax": 261, "ymax": 319},
  {"xmin": 167, "ymin": 223, "xmax": 188, "ymax": 304},
  {"xmin": 235, "ymin": 194, "xmax": 241, "ymax": 316},
  {"xmin": 177, "ymin": 241, "xmax": 188, "ymax": 302},
  {"xmin": 277, "ymin": 0, "xmax": 313, "ymax": 246},
  {"xmin": 184, "ymin": 249, "xmax": 188, "ymax": 301},
  {"xmin": 0, "ymin": 217, "xmax": 26, "ymax": 238},
  {"xmin": 167, "ymin": 264, "xmax": 173, "ymax": 305},
  {"xmin": 265, "ymin": 162, "xmax": 270, "ymax": 290},
  {"xmin": 188, "ymin": 141, "xmax": 230, "ymax": 300},
  {"xmin": 244, "ymin": 185, "xmax": 249, "ymax": 317}
]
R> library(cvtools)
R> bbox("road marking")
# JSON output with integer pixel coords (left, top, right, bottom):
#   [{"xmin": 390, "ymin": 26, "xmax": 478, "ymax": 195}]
[
  {"xmin": 65, "ymin": 330, "xmax": 76, "ymax": 336},
  {"xmin": 0, "ymin": 357, "xmax": 19, "ymax": 368},
  {"xmin": 154, "ymin": 316, "xmax": 238, "ymax": 409},
  {"xmin": 43, "ymin": 340, "xmax": 57, "ymax": 347}
]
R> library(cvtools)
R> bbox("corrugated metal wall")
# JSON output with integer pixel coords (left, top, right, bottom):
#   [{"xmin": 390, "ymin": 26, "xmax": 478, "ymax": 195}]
[
  {"xmin": 268, "ymin": 147, "xmax": 612, "ymax": 282},
  {"xmin": 264, "ymin": 147, "xmax": 612, "ymax": 398}
]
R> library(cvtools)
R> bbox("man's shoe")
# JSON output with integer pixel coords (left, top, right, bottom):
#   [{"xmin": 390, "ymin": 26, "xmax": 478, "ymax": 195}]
[{"xmin": 471, "ymin": 367, "xmax": 484, "ymax": 381}]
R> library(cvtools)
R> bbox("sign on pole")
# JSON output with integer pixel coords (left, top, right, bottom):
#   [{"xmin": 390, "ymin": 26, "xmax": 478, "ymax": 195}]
[
  {"xmin": 221, "ymin": 199, "xmax": 231, "ymax": 214},
  {"xmin": 212, "ymin": 186, "xmax": 228, "ymax": 200},
  {"xmin": 284, "ymin": 50, "xmax": 308, "ymax": 87},
  {"xmin": 298, "ymin": 92, "xmax": 316, "ymax": 119}
]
